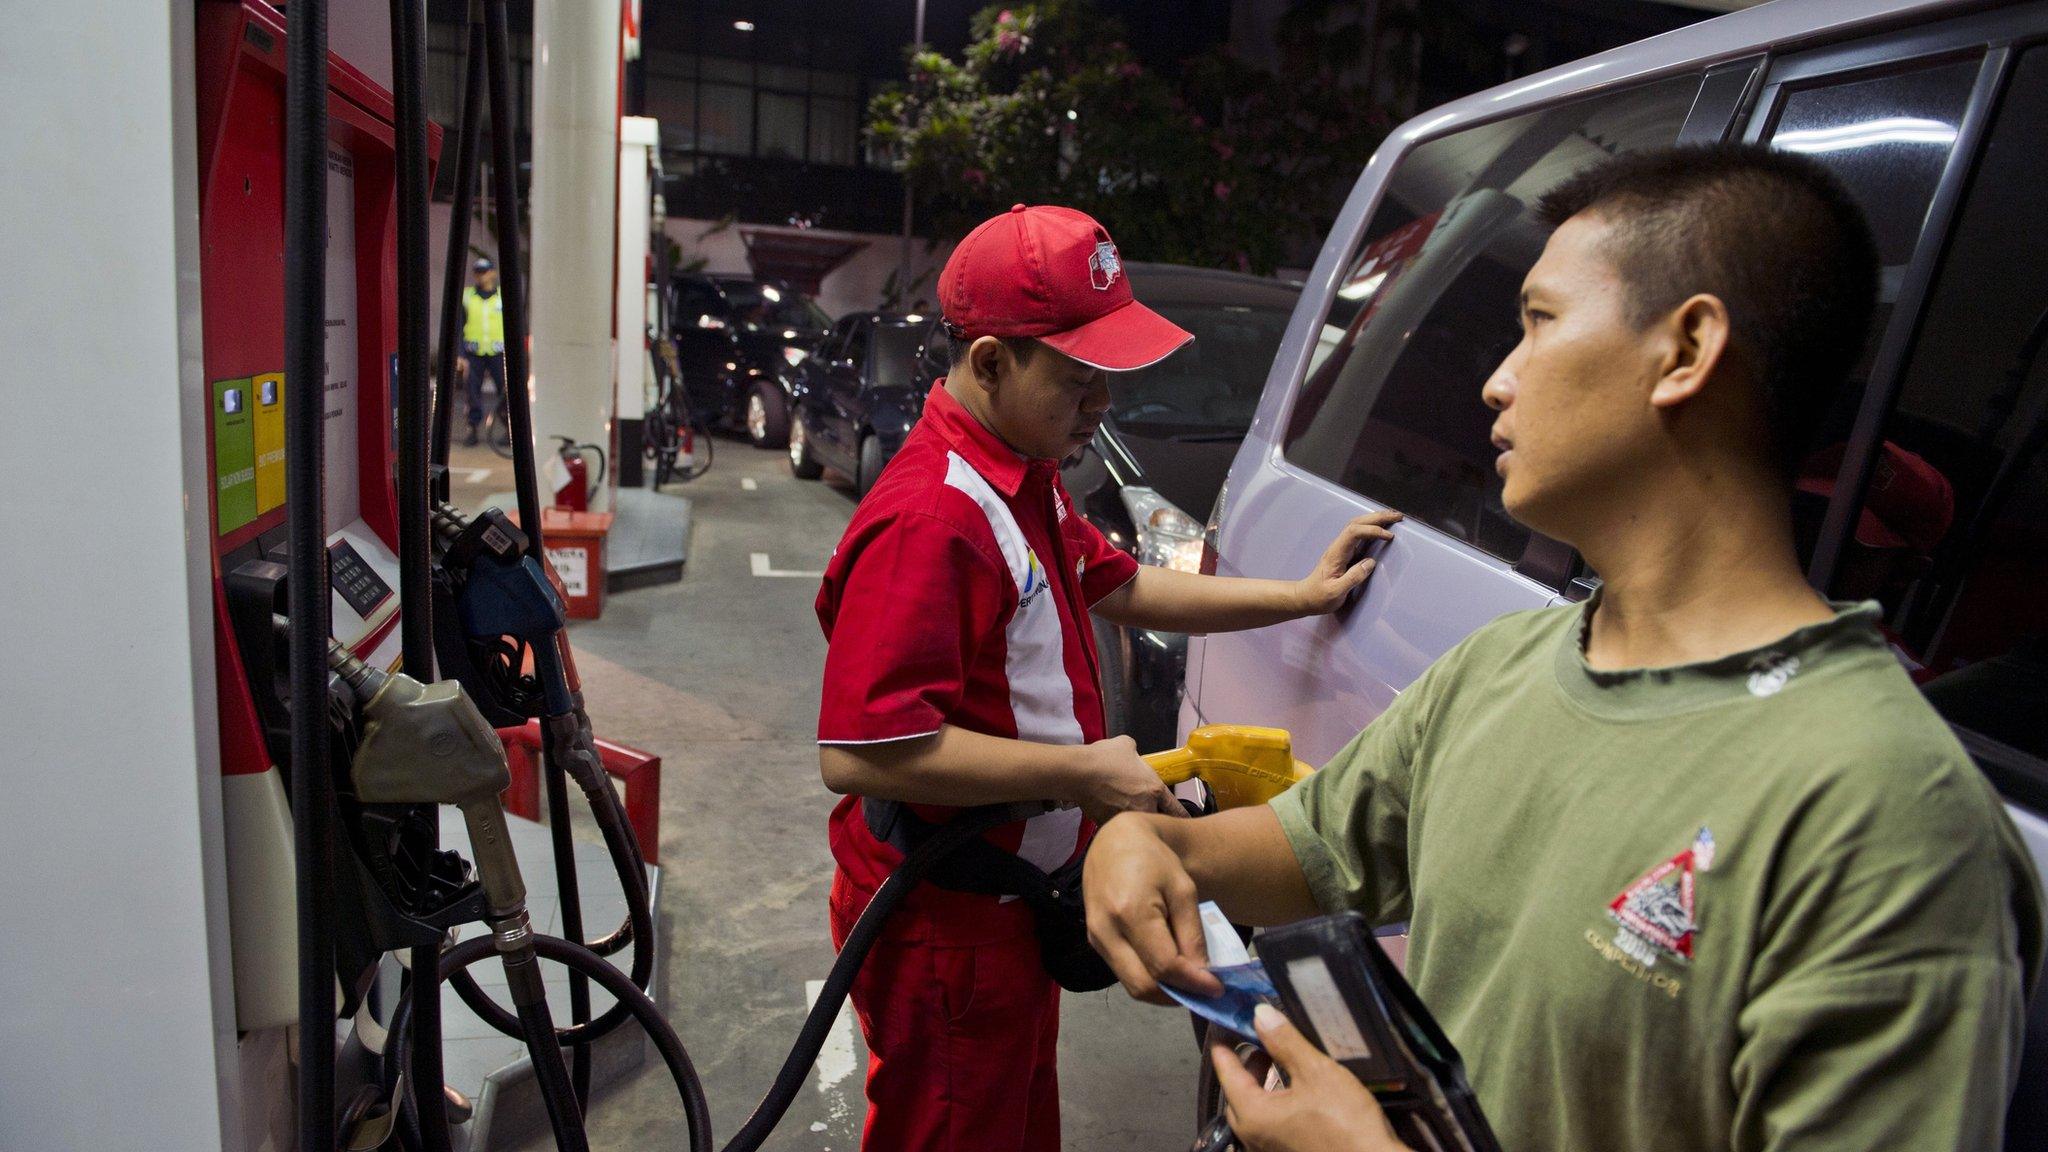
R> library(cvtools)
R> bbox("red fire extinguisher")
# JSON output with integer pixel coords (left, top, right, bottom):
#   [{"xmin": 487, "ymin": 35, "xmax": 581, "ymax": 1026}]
[{"xmin": 550, "ymin": 435, "xmax": 603, "ymax": 512}]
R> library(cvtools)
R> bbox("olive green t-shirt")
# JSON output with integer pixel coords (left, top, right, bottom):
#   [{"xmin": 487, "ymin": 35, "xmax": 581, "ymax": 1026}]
[{"xmin": 1271, "ymin": 601, "xmax": 2043, "ymax": 1152}]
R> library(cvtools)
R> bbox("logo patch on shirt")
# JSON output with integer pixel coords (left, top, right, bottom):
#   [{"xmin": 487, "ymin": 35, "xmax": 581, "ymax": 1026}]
[
  {"xmin": 1746, "ymin": 652, "xmax": 1800, "ymax": 697},
  {"xmin": 1605, "ymin": 826, "xmax": 1715, "ymax": 968},
  {"xmin": 1088, "ymin": 240, "xmax": 1122, "ymax": 290},
  {"xmin": 1018, "ymin": 549, "xmax": 1050, "ymax": 610}
]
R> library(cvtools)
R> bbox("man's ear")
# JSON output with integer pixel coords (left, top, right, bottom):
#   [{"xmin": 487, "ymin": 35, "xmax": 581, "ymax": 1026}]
[
  {"xmin": 1649, "ymin": 293, "xmax": 1731, "ymax": 410},
  {"xmin": 967, "ymin": 335, "xmax": 1008, "ymax": 394}
]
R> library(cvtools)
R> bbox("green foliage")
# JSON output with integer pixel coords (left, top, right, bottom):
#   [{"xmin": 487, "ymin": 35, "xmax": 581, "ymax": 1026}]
[{"xmin": 868, "ymin": 1, "xmax": 1393, "ymax": 275}]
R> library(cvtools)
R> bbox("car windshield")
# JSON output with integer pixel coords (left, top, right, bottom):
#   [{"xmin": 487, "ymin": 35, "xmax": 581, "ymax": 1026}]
[
  {"xmin": 871, "ymin": 323, "xmax": 931, "ymax": 391},
  {"xmin": 1108, "ymin": 303, "xmax": 1295, "ymax": 438},
  {"xmin": 720, "ymin": 282, "xmax": 830, "ymax": 333}
]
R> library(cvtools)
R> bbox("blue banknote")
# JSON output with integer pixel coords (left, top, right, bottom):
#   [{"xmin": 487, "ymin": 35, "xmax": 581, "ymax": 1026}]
[{"xmin": 1166, "ymin": 960, "xmax": 1278, "ymax": 1041}]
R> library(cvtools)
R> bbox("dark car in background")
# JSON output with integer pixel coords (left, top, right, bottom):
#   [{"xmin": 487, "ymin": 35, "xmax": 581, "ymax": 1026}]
[
  {"xmin": 1060, "ymin": 263, "xmax": 1314, "ymax": 751},
  {"xmin": 788, "ymin": 310, "xmax": 942, "ymax": 496},
  {"xmin": 666, "ymin": 272, "xmax": 833, "ymax": 448}
]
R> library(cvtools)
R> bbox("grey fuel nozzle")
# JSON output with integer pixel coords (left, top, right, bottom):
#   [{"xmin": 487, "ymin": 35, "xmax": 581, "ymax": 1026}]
[{"xmin": 326, "ymin": 643, "xmax": 526, "ymax": 918}]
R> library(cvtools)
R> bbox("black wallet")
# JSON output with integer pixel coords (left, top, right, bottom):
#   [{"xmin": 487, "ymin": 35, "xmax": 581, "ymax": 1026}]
[{"xmin": 1255, "ymin": 912, "xmax": 1501, "ymax": 1152}]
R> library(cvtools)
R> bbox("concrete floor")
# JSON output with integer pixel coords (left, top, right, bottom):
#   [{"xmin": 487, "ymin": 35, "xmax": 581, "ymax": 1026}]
[{"xmin": 446, "ymin": 438, "xmax": 1202, "ymax": 1151}]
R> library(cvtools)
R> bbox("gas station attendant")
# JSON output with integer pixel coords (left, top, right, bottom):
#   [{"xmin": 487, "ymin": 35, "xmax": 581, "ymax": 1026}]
[{"xmin": 812, "ymin": 204, "xmax": 1403, "ymax": 1152}]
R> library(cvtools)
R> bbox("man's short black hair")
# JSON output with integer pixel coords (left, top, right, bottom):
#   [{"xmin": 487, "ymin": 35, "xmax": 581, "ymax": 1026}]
[
  {"xmin": 944, "ymin": 330, "xmax": 1041, "ymax": 372},
  {"xmin": 1535, "ymin": 143, "xmax": 1879, "ymax": 473}
]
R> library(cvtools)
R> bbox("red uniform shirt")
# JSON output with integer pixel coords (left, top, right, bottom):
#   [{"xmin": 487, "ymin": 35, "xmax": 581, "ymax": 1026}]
[{"xmin": 816, "ymin": 383, "xmax": 1139, "ymax": 941}]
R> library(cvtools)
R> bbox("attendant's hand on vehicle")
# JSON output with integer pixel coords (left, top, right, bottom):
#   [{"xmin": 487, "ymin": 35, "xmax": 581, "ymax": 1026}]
[
  {"xmin": 1073, "ymin": 735, "xmax": 1185, "ymax": 826},
  {"xmin": 1214, "ymin": 1004, "xmax": 1412, "ymax": 1152},
  {"xmin": 1083, "ymin": 813, "xmax": 1221, "ymax": 1004},
  {"xmin": 1293, "ymin": 512, "xmax": 1402, "ymax": 616}
]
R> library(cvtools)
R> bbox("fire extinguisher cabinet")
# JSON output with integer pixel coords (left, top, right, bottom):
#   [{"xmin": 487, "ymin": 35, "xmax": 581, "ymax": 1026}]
[{"xmin": 540, "ymin": 507, "xmax": 614, "ymax": 620}]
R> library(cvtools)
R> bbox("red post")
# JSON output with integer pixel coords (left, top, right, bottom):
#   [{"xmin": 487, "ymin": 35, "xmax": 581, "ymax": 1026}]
[{"xmin": 496, "ymin": 720, "xmax": 661, "ymax": 866}]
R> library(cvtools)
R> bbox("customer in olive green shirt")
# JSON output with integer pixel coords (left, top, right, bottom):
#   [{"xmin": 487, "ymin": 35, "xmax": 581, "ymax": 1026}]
[{"xmin": 1083, "ymin": 144, "xmax": 2043, "ymax": 1152}]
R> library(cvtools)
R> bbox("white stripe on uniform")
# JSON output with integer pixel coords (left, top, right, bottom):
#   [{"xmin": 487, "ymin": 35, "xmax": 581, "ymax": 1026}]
[{"xmin": 944, "ymin": 451, "xmax": 1085, "ymax": 872}]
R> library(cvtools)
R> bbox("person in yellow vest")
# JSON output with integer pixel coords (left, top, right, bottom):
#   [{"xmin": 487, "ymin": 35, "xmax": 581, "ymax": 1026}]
[{"xmin": 457, "ymin": 257, "xmax": 505, "ymax": 446}]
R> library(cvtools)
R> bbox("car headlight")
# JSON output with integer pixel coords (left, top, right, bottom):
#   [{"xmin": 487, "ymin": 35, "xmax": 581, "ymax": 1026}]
[
  {"xmin": 783, "ymin": 346, "xmax": 808, "ymax": 368},
  {"xmin": 1119, "ymin": 486, "xmax": 1205, "ymax": 573}
]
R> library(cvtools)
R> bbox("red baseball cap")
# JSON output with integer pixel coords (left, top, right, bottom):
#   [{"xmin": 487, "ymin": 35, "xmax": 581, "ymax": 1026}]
[
  {"xmin": 1796, "ymin": 441, "xmax": 1955, "ymax": 552},
  {"xmin": 938, "ymin": 204, "xmax": 1193, "ymax": 371}
]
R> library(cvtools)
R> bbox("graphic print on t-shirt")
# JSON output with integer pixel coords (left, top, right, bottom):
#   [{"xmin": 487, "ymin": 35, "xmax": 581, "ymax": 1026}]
[{"xmin": 1607, "ymin": 826, "xmax": 1715, "ymax": 969}]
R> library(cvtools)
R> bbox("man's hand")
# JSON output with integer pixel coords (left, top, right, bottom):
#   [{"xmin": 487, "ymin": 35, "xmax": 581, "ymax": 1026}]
[
  {"xmin": 1073, "ymin": 735, "xmax": 1185, "ymax": 826},
  {"xmin": 1083, "ymin": 813, "xmax": 1221, "ymax": 1004},
  {"xmin": 456, "ymin": 357, "xmax": 470, "ymax": 380},
  {"xmin": 1214, "ymin": 1004, "xmax": 1411, "ymax": 1152},
  {"xmin": 1293, "ymin": 512, "xmax": 1402, "ymax": 616}
]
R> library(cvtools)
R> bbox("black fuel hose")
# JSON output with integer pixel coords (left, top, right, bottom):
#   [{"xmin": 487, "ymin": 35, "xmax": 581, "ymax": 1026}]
[
  {"xmin": 545, "ymin": 751, "xmax": 596, "ymax": 1104},
  {"xmin": 576, "ymin": 715, "xmax": 646, "ymax": 959},
  {"xmin": 507, "ymin": 949, "xmax": 592, "ymax": 1152},
  {"xmin": 387, "ymin": 2, "xmax": 452, "ymax": 1149},
  {"xmin": 390, "ymin": 0, "xmax": 431, "ymax": 676},
  {"xmin": 483, "ymin": 0, "xmax": 540, "ymax": 541},
  {"xmin": 430, "ymin": 804, "xmax": 1016, "ymax": 1152},
  {"xmin": 713, "ymin": 806, "xmax": 1018, "ymax": 1152},
  {"xmin": 430, "ymin": 9, "xmax": 486, "ymax": 503},
  {"xmin": 477, "ymin": 0, "xmax": 604, "ymax": 1100},
  {"xmin": 283, "ymin": 1, "xmax": 337, "ymax": 1150},
  {"xmin": 442, "ymin": 728, "xmax": 655, "ymax": 1045},
  {"xmin": 436, "ymin": 933, "xmax": 716, "ymax": 1149}
]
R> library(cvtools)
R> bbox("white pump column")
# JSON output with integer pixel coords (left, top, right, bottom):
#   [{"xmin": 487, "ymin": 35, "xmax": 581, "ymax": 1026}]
[
  {"xmin": 616, "ymin": 117, "xmax": 659, "ymax": 426},
  {"xmin": 529, "ymin": 0, "xmax": 622, "ymax": 511}
]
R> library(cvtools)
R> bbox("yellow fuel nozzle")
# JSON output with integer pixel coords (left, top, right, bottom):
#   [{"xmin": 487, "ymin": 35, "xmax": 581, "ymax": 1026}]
[{"xmin": 1143, "ymin": 725, "xmax": 1315, "ymax": 810}]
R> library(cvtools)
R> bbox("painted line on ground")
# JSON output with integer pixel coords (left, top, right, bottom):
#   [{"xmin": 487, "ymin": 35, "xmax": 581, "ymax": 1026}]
[
  {"xmin": 804, "ymin": 978, "xmax": 860, "ymax": 1124},
  {"xmin": 463, "ymin": 467, "xmax": 493, "ymax": 484},
  {"xmin": 751, "ymin": 552, "xmax": 824, "ymax": 579},
  {"xmin": 741, "ymin": 477, "xmax": 758, "ymax": 491}
]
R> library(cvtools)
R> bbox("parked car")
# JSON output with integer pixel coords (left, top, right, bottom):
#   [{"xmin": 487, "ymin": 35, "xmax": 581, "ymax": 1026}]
[
  {"xmin": 1185, "ymin": 1, "xmax": 2048, "ymax": 1142},
  {"xmin": 664, "ymin": 272, "xmax": 832, "ymax": 448},
  {"xmin": 1058, "ymin": 262, "xmax": 1317, "ymax": 751},
  {"xmin": 787, "ymin": 311, "xmax": 944, "ymax": 496}
]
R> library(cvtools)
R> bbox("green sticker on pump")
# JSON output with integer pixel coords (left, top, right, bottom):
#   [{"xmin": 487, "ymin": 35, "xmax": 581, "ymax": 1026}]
[{"xmin": 213, "ymin": 376, "xmax": 257, "ymax": 535}]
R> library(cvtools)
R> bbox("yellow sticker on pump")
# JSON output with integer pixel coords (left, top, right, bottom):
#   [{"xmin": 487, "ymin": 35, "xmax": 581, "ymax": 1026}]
[{"xmin": 252, "ymin": 371, "xmax": 286, "ymax": 514}]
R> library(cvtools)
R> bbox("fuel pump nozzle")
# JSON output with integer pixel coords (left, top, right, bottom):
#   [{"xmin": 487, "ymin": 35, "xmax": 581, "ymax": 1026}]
[
  {"xmin": 326, "ymin": 642, "xmax": 591, "ymax": 1147},
  {"xmin": 327, "ymin": 643, "xmax": 524, "ymax": 920},
  {"xmin": 1144, "ymin": 725, "xmax": 1316, "ymax": 810}
]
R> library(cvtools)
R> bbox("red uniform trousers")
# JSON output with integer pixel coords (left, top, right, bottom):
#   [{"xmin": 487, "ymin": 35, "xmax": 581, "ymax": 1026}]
[{"xmin": 829, "ymin": 869, "xmax": 1061, "ymax": 1152}]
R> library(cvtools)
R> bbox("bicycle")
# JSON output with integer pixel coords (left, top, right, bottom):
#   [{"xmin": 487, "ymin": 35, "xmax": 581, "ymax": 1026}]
[
  {"xmin": 485, "ymin": 390, "xmax": 515, "ymax": 459},
  {"xmin": 644, "ymin": 334, "xmax": 712, "ymax": 487}
]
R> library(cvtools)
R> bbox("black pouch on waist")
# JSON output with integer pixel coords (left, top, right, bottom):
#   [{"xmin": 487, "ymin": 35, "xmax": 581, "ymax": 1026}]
[
  {"xmin": 1026, "ymin": 855, "xmax": 1117, "ymax": 992},
  {"xmin": 864, "ymin": 798, "xmax": 1118, "ymax": 993}
]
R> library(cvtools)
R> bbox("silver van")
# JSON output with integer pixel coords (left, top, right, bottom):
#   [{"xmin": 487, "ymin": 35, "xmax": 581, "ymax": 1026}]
[{"xmin": 1182, "ymin": 0, "xmax": 2048, "ymax": 1140}]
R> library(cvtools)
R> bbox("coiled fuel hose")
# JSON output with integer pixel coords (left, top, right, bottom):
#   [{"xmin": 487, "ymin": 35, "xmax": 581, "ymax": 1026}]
[{"xmin": 389, "ymin": 801, "xmax": 1018, "ymax": 1152}]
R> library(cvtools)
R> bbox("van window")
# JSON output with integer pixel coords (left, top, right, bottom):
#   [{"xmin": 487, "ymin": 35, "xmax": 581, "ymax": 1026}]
[
  {"xmin": 1283, "ymin": 75, "xmax": 1699, "ymax": 566},
  {"xmin": 1825, "ymin": 47, "xmax": 2048, "ymax": 780},
  {"xmin": 1768, "ymin": 59, "xmax": 1978, "ymax": 266},
  {"xmin": 1762, "ymin": 57, "xmax": 1981, "ymax": 566}
]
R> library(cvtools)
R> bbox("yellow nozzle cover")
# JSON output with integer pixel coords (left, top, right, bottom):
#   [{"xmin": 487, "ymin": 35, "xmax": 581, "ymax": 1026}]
[{"xmin": 1143, "ymin": 725, "xmax": 1315, "ymax": 810}]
